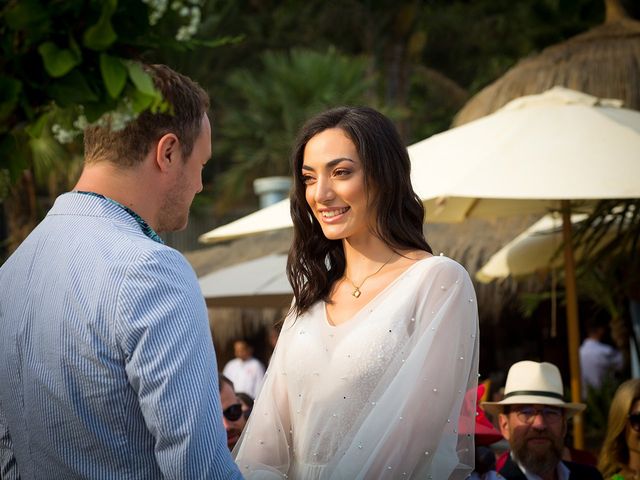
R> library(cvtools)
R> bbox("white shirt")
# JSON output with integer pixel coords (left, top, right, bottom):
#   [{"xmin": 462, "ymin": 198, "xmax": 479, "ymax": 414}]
[
  {"xmin": 223, "ymin": 357, "xmax": 265, "ymax": 398},
  {"xmin": 579, "ymin": 338, "xmax": 623, "ymax": 393}
]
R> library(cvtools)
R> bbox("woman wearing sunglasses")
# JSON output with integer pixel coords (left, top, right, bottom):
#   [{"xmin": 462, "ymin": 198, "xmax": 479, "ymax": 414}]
[
  {"xmin": 233, "ymin": 106, "xmax": 479, "ymax": 479},
  {"xmin": 599, "ymin": 379, "xmax": 640, "ymax": 479}
]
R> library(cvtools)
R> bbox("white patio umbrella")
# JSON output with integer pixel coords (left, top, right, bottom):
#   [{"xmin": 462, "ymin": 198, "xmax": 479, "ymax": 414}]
[
  {"xmin": 198, "ymin": 198, "xmax": 292, "ymax": 244},
  {"xmin": 411, "ymin": 86, "xmax": 640, "ymax": 218},
  {"xmin": 199, "ymin": 254, "xmax": 292, "ymax": 308},
  {"xmin": 475, "ymin": 212, "xmax": 627, "ymax": 283},
  {"xmin": 475, "ymin": 213, "xmax": 587, "ymax": 282},
  {"xmin": 409, "ymin": 86, "xmax": 640, "ymax": 448}
]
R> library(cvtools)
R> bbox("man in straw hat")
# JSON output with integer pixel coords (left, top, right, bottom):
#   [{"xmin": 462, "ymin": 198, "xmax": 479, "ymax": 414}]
[{"xmin": 482, "ymin": 361, "xmax": 603, "ymax": 480}]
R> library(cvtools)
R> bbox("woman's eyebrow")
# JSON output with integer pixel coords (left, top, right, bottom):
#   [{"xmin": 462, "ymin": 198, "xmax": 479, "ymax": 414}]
[{"xmin": 302, "ymin": 157, "xmax": 355, "ymax": 171}]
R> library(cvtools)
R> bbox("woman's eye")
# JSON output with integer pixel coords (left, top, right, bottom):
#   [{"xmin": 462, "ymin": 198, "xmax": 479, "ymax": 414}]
[
  {"xmin": 334, "ymin": 169, "xmax": 351, "ymax": 177},
  {"xmin": 302, "ymin": 175, "xmax": 315, "ymax": 185}
]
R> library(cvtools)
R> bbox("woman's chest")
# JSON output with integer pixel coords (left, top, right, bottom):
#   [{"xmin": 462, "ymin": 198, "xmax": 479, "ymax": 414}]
[{"xmin": 281, "ymin": 299, "xmax": 417, "ymax": 392}]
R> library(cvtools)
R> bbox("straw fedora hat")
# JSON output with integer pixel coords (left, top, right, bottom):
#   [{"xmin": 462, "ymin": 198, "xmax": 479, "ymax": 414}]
[{"xmin": 481, "ymin": 361, "xmax": 585, "ymax": 418}]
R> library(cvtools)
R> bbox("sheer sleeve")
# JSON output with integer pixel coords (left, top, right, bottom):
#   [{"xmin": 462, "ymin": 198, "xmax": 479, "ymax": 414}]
[
  {"xmin": 327, "ymin": 257, "xmax": 479, "ymax": 479},
  {"xmin": 233, "ymin": 314, "xmax": 294, "ymax": 479}
]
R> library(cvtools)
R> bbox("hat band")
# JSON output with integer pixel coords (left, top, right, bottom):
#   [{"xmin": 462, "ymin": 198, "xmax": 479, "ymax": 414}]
[{"xmin": 503, "ymin": 390, "xmax": 564, "ymax": 401}]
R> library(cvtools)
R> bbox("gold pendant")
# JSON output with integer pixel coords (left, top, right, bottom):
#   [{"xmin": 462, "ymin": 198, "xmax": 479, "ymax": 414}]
[{"xmin": 352, "ymin": 288, "xmax": 361, "ymax": 298}]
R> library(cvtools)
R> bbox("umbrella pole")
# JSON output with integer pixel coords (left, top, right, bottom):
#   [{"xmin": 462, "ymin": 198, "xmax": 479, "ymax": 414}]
[{"xmin": 561, "ymin": 200, "xmax": 584, "ymax": 449}]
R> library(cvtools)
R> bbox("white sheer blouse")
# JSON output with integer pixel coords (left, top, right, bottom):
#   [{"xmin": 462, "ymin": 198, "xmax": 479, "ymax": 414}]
[{"xmin": 233, "ymin": 255, "xmax": 479, "ymax": 479}]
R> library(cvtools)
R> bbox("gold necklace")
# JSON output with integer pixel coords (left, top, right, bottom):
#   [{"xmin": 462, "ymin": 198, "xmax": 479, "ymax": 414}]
[{"xmin": 345, "ymin": 253, "xmax": 395, "ymax": 298}]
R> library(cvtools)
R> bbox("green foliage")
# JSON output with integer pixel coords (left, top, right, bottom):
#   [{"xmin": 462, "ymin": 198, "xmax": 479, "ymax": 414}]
[
  {"xmin": 584, "ymin": 375, "xmax": 622, "ymax": 446},
  {"xmin": 38, "ymin": 41, "xmax": 82, "ymax": 78},
  {"xmin": 0, "ymin": 0, "xmax": 230, "ymax": 197},
  {"xmin": 82, "ymin": 0, "xmax": 118, "ymax": 51},
  {"xmin": 99, "ymin": 54, "xmax": 127, "ymax": 99},
  {"xmin": 215, "ymin": 47, "xmax": 376, "ymax": 206}
]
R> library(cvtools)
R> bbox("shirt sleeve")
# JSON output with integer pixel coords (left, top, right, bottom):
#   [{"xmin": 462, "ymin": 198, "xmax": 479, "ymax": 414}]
[{"xmin": 116, "ymin": 248, "xmax": 242, "ymax": 480}]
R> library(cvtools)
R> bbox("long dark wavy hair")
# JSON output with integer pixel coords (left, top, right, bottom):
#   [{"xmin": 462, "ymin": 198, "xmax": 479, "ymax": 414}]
[{"xmin": 287, "ymin": 106, "xmax": 431, "ymax": 316}]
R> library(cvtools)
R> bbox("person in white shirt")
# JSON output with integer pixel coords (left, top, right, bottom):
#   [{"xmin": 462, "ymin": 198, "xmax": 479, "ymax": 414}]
[
  {"xmin": 580, "ymin": 317, "xmax": 623, "ymax": 396},
  {"xmin": 223, "ymin": 340, "xmax": 265, "ymax": 399}
]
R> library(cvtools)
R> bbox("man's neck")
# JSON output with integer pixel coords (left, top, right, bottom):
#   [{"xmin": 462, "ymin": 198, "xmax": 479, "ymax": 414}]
[{"xmin": 74, "ymin": 162, "xmax": 159, "ymax": 230}]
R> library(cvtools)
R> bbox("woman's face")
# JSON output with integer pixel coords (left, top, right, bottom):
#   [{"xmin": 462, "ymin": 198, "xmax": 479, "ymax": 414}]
[
  {"xmin": 627, "ymin": 399, "xmax": 640, "ymax": 454},
  {"xmin": 301, "ymin": 128, "xmax": 375, "ymax": 241}
]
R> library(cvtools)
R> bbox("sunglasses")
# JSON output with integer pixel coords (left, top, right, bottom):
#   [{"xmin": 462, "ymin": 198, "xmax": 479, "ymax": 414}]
[
  {"xmin": 223, "ymin": 403, "xmax": 243, "ymax": 422},
  {"xmin": 629, "ymin": 412, "xmax": 640, "ymax": 432}
]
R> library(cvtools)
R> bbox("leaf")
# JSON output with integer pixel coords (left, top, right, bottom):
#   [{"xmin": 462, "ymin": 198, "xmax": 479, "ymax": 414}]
[
  {"xmin": 126, "ymin": 61, "xmax": 157, "ymax": 96},
  {"xmin": 83, "ymin": 101, "xmax": 116, "ymax": 123},
  {"xmin": 189, "ymin": 35, "xmax": 246, "ymax": 49},
  {"xmin": 48, "ymin": 71, "xmax": 99, "ymax": 107},
  {"xmin": 82, "ymin": 0, "xmax": 118, "ymax": 51},
  {"xmin": 0, "ymin": 133, "xmax": 28, "ymax": 183},
  {"xmin": 3, "ymin": 0, "xmax": 49, "ymax": 31},
  {"xmin": 25, "ymin": 111, "xmax": 51, "ymax": 139},
  {"xmin": 0, "ymin": 76, "xmax": 22, "ymax": 121},
  {"xmin": 129, "ymin": 89, "xmax": 155, "ymax": 114},
  {"xmin": 100, "ymin": 54, "xmax": 127, "ymax": 98},
  {"xmin": 38, "ymin": 42, "xmax": 81, "ymax": 78}
]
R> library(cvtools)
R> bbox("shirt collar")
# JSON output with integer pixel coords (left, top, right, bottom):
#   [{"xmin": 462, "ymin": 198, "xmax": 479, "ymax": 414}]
[
  {"xmin": 512, "ymin": 452, "xmax": 570, "ymax": 480},
  {"xmin": 73, "ymin": 191, "xmax": 164, "ymax": 244}
]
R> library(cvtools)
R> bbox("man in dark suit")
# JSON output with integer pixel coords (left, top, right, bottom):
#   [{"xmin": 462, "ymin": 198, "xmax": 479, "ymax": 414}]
[{"xmin": 482, "ymin": 361, "xmax": 603, "ymax": 480}]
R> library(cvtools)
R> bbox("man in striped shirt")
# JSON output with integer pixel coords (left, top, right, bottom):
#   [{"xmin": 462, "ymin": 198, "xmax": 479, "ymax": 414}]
[{"xmin": 0, "ymin": 64, "xmax": 242, "ymax": 479}]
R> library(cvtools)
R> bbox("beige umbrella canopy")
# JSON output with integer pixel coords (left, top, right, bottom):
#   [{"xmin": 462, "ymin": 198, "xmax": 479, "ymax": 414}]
[
  {"xmin": 453, "ymin": 0, "xmax": 640, "ymax": 126},
  {"xmin": 199, "ymin": 254, "xmax": 292, "ymax": 309},
  {"xmin": 475, "ymin": 213, "xmax": 610, "ymax": 283}
]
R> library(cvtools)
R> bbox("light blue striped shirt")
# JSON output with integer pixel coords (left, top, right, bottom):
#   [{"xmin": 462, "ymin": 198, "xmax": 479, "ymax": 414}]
[{"xmin": 0, "ymin": 192, "xmax": 242, "ymax": 479}]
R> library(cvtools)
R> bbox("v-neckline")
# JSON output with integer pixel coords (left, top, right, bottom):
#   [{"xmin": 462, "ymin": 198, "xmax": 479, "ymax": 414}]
[{"xmin": 322, "ymin": 255, "xmax": 435, "ymax": 328}]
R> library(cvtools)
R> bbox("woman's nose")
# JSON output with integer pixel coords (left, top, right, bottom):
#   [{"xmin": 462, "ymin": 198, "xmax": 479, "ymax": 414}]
[{"xmin": 314, "ymin": 177, "xmax": 335, "ymax": 203}]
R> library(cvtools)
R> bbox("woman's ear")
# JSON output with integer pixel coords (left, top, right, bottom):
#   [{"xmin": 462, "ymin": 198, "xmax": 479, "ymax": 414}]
[{"xmin": 155, "ymin": 133, "xmax": 181, "ymax": 172}]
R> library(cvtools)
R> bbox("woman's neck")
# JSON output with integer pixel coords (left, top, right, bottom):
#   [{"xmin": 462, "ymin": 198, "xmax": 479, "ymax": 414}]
[{"xmin": 341, "ymin": 236, "xmax": 395, "ymax": 276}]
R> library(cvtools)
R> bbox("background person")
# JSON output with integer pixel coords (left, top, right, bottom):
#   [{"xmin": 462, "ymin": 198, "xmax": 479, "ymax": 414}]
[
  {"xmin": 580, "ymin": 317, "xmax": 624, "ymax": 396},
  {"xmin": 598, "ymin": 379, "xmax": 640, "ymax": 479},
  {"xmin": 233, "ymin": 106, "xmax": 479, "ymax": 479},
  {"xmin": 0, "ymin": 64, "xmax": 240, "ymax": 479},
  {"xmin": 482, "ymin": 360, "xmax": 603, "ymax": 480},
  {"xmin": 219, "ymin": 374, "xmax": 248, "ymax": 451},
  {"xmin": 223, "ymin": 339, "xmax": 266, "ymax": 399}
]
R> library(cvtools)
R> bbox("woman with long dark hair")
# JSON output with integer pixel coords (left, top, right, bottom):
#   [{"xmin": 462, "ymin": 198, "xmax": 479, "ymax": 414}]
[{"xmin": 234, "ymin": 106, "xmax": 479, "ymax": 479}]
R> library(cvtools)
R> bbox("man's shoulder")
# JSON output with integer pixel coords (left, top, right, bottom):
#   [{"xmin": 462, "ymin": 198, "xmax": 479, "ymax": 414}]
[{"xmin": 564, "ymin": 460, "xmax": 604, "ymax": 479}]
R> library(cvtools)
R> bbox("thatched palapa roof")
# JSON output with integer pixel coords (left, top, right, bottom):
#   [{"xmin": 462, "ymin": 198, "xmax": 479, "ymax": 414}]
[{"xmin": 454, "ymin": 0, "xmax": 640, "ymax": 126}]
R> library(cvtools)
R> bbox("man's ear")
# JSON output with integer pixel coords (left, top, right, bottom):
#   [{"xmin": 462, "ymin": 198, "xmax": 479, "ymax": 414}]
[
  {"xmin": 498, "ymin": 412, "xmax": 511, "ymax": 440},
  {"xmin": 155, "ymin": 133, "xmax": 181, "ymax": 172}
]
